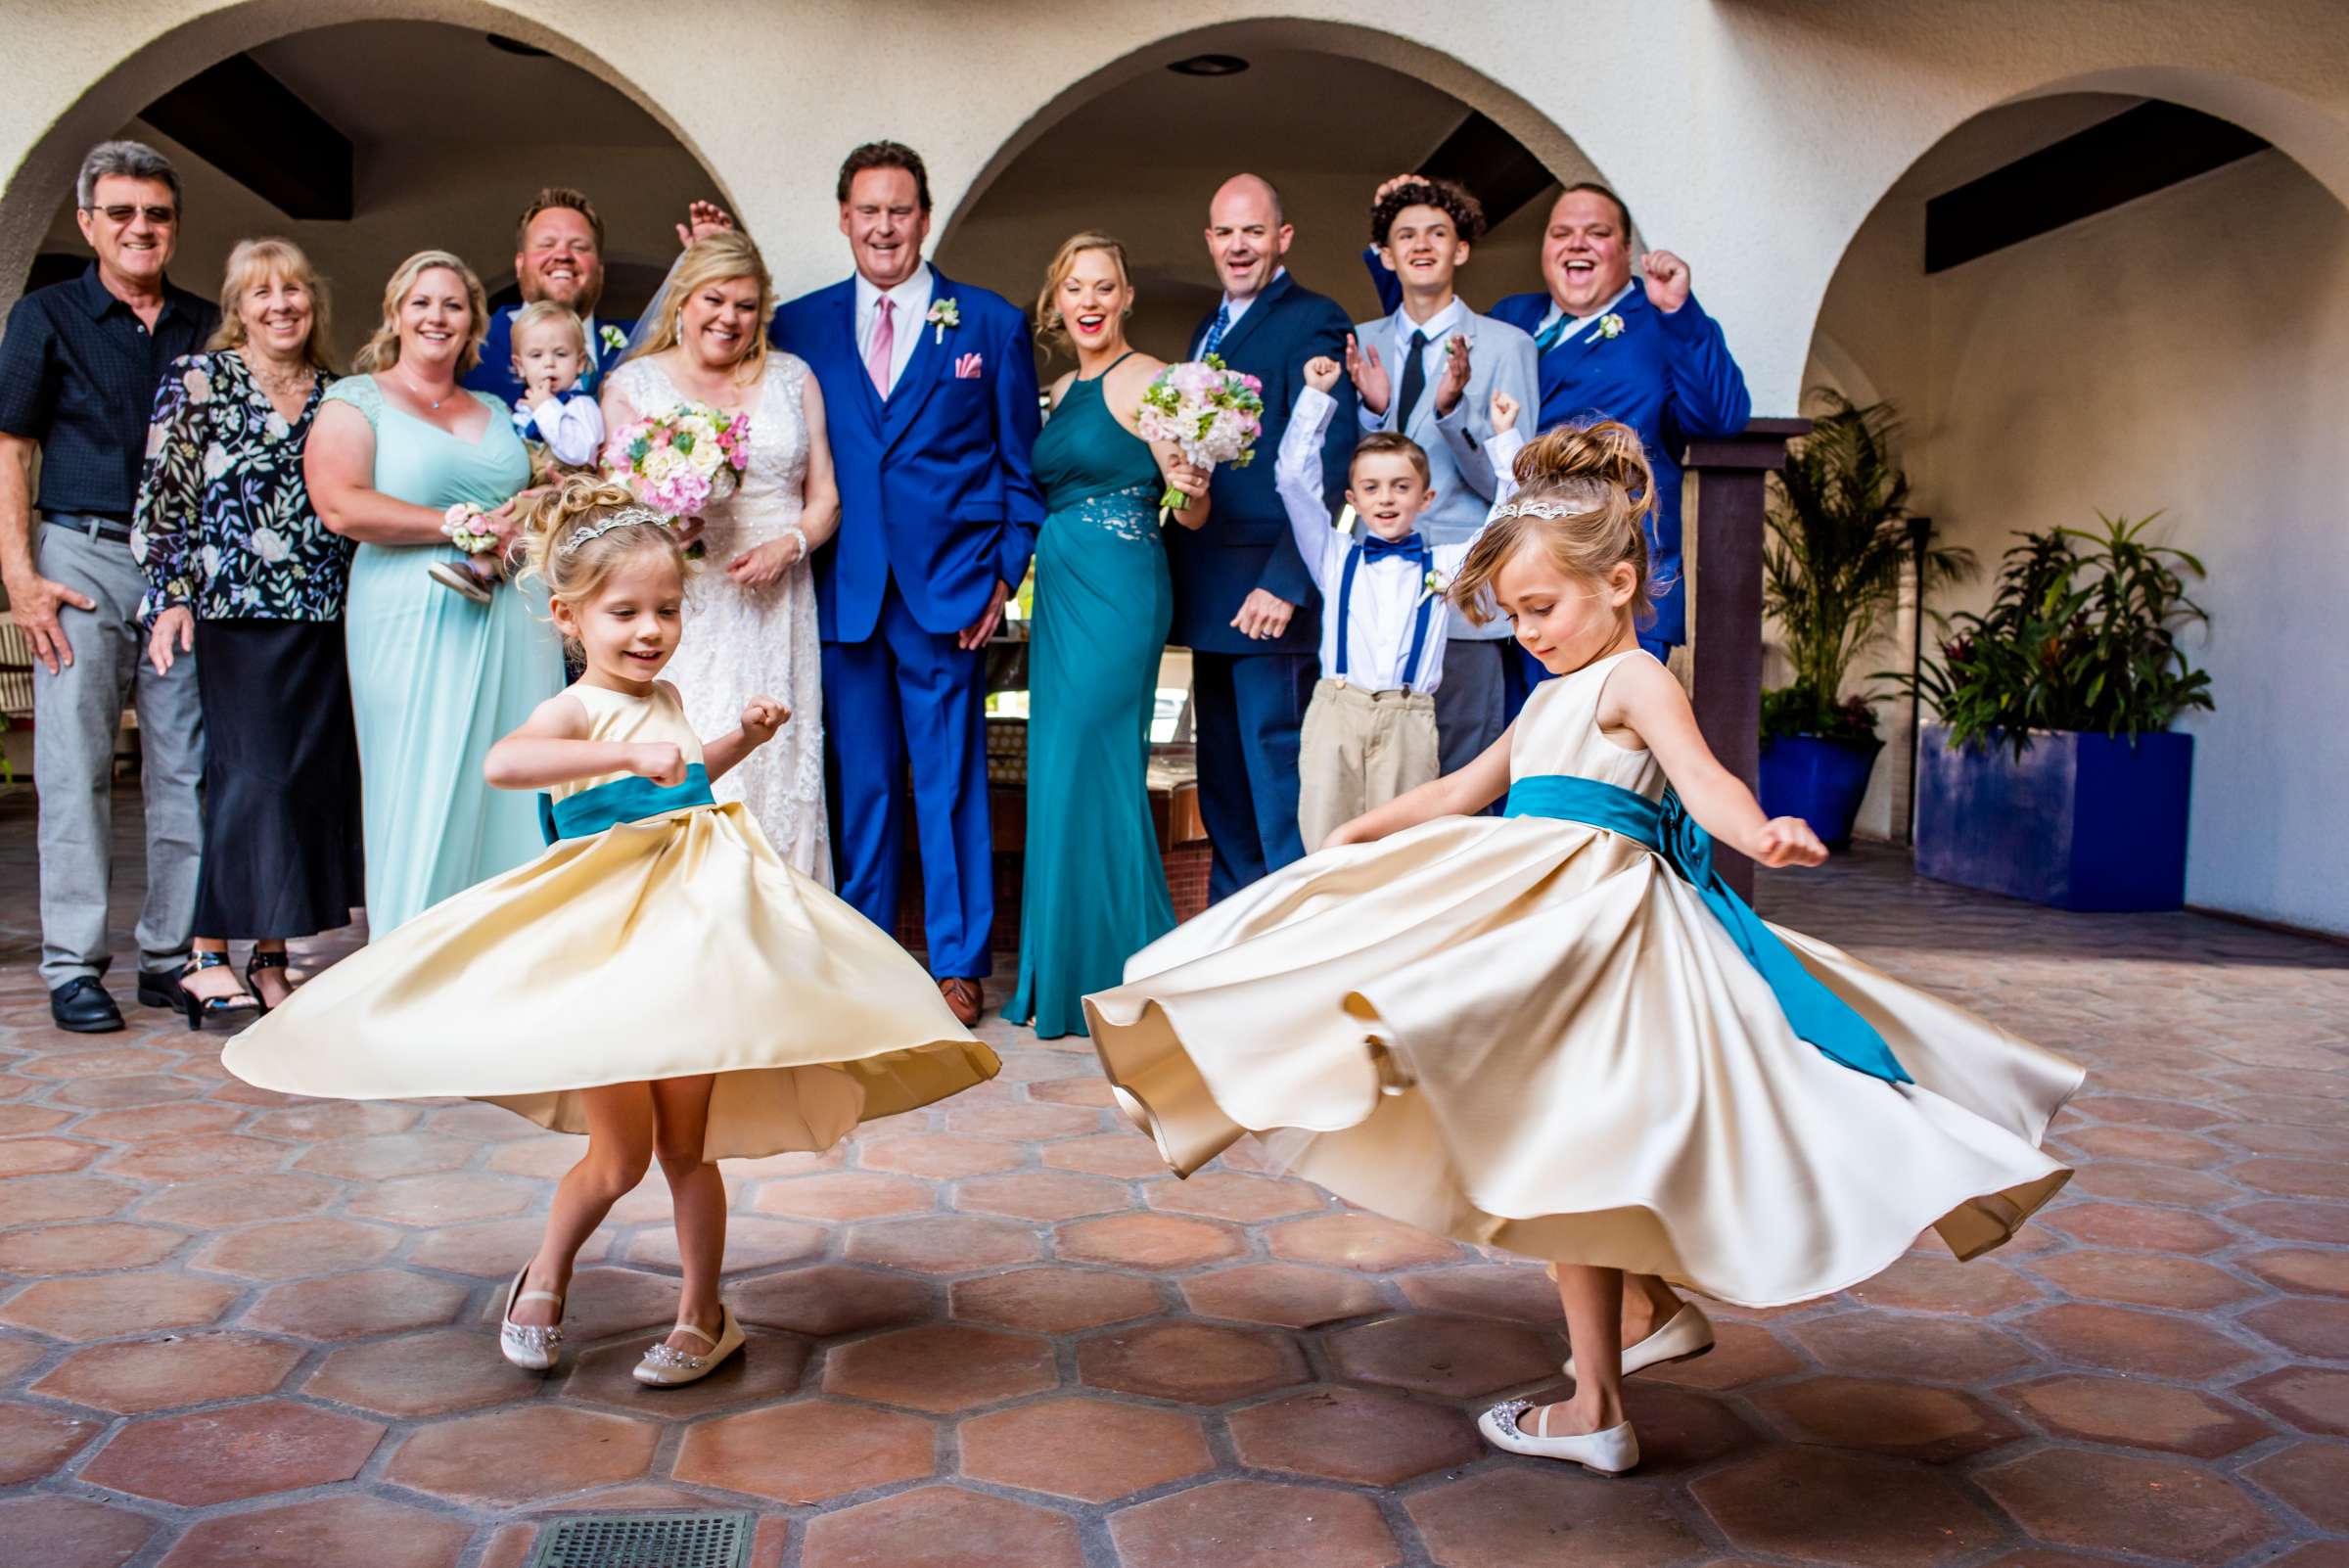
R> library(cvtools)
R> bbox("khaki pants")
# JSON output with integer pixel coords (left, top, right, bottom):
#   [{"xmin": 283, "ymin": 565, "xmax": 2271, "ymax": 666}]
[{"xmin": 1297, "ymin": 678, "xmax": 1440, "ymax": 854}]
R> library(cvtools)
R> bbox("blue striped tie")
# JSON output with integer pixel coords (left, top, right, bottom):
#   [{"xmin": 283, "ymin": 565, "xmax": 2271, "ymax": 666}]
[
  {"xmin": 1202, "ymin": 302, "xmax": 1232, "ymax": 358},
  {"xmin": 1534, "ymin": 313, "xmax": 1570, "ymax": 353}
]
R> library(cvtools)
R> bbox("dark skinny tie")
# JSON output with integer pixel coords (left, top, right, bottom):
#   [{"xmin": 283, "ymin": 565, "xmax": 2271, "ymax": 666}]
[{"xmin": 1395, "ymin": 330, "xmax": 1429, "ymax": 431}]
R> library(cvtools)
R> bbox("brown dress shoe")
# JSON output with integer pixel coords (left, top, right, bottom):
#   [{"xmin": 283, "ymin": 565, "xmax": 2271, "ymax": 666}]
[{"xmin": 938, "ymin": 976, "xmax": 983, "ymax": 1028}]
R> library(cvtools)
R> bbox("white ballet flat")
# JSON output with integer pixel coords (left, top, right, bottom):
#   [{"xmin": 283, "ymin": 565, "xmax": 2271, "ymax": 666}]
[
  {"xmin": 633, "ymin": 1306, "xmax": 744, "ymax": 1387},
  {"xmin": 1563, "ymin": 1300, "xmax": 1715, "ymax": 1381},
  {"xmin": 499, "ymin": 1268, "xmax": 565, "ymax": 1372},
  {"xmin": 1479, "ymin": 1400, "xmax": 1640, "ymax": 1475}
]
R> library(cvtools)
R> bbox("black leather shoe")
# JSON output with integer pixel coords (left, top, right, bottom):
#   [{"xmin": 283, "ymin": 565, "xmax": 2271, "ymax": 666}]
[
  {"xmin": 50, "ymin": 977, "xmax": 124, "ymax": 1034},
  {"xmin": 136, "ymin": 967, "xmax": 188, "ymax": 1011}
]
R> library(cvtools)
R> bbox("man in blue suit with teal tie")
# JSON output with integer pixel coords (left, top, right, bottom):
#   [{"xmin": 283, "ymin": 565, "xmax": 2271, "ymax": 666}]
[
  {"xmin": 1172, "ymin": 174, "xmax": 1358, "ymax": 901},
  {"xmin": 772, "ymin": 143, "xmax": 1043, "ymax": 1027},
  {"xmin": 1369, "ymin": 181, "xmax": 1750, "ymax": 675}
]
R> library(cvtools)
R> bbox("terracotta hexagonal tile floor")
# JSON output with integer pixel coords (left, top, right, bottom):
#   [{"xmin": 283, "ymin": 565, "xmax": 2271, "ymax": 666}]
[{"xmin": 6, "ymin": 817, "xmax": 2349, "ymax": 1565}]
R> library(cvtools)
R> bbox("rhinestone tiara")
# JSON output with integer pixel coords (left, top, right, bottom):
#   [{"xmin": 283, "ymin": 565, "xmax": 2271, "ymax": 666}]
[
  {"xmin": 558, "ymin": 505, "xmax": 672, "ymax": 555},
  {"xmin": 1490, "ymin": 500, "xmax": 1575, "ymax": 520}
]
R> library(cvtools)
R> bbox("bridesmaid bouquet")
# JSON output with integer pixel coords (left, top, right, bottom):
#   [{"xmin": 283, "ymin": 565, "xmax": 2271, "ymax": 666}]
[
  {"xmin": 605, "ymin": 401, "xmax": 750, "ymax": 518},
  {"xmin": 1136, "ymin": 355, "xmax": 1264, "ymax": 525}
]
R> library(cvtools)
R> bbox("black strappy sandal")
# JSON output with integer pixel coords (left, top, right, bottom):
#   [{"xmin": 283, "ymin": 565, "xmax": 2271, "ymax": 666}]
[
  {"xmin": 179, "ymin": 952, "xmax": 260, "ymax": 1032},
  {"xmin": 245, "ymin": 949, "xmax": 292, "ymax": 1016}
]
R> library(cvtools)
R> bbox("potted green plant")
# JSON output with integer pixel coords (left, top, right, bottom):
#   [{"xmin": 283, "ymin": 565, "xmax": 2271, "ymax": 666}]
[
  {"xmin": 1761, "ymin": 392, "xmax": 1971, "ymax": 847},
  {"xmin": 1890, "ymin": 515, "xmax": 2211, "ymax": 910}
]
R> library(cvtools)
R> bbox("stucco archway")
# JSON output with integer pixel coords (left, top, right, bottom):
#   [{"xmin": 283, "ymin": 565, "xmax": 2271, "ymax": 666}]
[{"xmin": 0, "ymin": 0, "xmax": 732, "ymax": 319}]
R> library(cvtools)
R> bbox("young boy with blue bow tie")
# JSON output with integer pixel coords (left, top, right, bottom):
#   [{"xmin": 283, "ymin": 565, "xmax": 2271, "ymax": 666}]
[{"xmin": 1275, "ymin": 357, "xmax": 1527, "ymax": 853}]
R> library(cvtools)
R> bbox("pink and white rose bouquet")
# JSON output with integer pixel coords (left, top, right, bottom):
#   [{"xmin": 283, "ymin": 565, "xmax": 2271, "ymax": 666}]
[
  {"xmin": 604, "ymin": 401, "xmax": 749, "ymax": 519},
  {"xmin": 1135, "ymin": 354, "xmax": 1264, "ymax": 524}
]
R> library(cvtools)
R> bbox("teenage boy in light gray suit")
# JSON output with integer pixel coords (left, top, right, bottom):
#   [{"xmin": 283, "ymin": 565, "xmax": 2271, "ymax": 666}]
[{"xmin": 1342, "ymin": 176, "xmax": 1540, "ymax": 775}]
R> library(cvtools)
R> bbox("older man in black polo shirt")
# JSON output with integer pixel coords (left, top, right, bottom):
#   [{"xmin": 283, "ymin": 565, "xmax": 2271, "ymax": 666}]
[{"xmin": 0, "ymin": 141, "xmax": 218, "ymax": 1032}]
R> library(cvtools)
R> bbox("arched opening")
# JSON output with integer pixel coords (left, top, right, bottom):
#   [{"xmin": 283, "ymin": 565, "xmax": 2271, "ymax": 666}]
[
  {"xmin": 7, "ymin": 12, "xmax": 725, "ymax": 354},
  {"xmin": 1803, "ymin": 85, "xmax": 2349, "ymax": 933},
  {"xmin": 931, "ymin": 29, "xmax": 1608, "ymax": 914}
]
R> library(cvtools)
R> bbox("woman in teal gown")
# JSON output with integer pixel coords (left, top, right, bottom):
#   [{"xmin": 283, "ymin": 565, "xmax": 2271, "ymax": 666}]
[
  {"xmin": 1007, "ymin": 235, "xmax": 1210, "ymax": 1038},
  {"xmin": 303, "ymin": 251, "xmax": 561, "ymax": 934}
]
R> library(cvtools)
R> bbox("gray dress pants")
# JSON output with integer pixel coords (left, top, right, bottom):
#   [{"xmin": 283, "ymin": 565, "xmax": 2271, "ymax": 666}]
[{"xmin": 31, "ymin": 518, "xmax": 203, "ymax": 988}]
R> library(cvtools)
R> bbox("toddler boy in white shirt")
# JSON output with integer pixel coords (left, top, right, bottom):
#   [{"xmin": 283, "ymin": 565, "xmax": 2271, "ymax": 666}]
[{"xmin": 1276, "ymin": 355, "xmax": 1525, "ymax": 852}]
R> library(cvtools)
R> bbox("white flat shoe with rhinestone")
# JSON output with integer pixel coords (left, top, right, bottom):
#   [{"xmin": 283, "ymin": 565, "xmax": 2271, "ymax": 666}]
[
  {"xmin": 499, "ymin": 1268, "xmax": 565, "ymax": 1372},
  {"xmin": 1563, "ymin": 1300, "xmax": 1714, "ymax": 1381},
  {"xmin": 634, "ymin": 1306, "xmax": 744, "ymax": 1387},
  {"xmin": 1479, "ymin": 1400, "xmax": 1639, "ymax": 1474}
]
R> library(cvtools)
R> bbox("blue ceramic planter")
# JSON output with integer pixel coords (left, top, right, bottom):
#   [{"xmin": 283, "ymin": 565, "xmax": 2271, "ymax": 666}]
[
  {"xmin": 1914, "ymin": 725, "xmax": 2192, "ymax": 911},
  {"xmin": 1759, "ymin": 734, "xmax": 1881, "ymax": 850}
]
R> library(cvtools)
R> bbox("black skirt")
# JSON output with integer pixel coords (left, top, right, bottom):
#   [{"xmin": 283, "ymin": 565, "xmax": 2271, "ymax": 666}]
[{"xmin": 193, "ymin": 618, "xmax": 364, "ymax": 939}]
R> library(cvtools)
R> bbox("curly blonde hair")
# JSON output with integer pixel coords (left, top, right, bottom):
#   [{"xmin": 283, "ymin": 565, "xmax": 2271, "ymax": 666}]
[
  {"xmin": 1451, "ymin": 420, "xmax": 1660, "ymax": 627},
  {"xmin": 622, "ymin": 230, "xmax": 772, "ymax": 383},
  {"xmin": 1034, "ymin": 232, "xmax": 1131, "ymax": 354},
  {"xmin": 351, "ymin": 250, "xmax": 489, "ymax": 375},
  {"xmin": 517, "ymin": 474, "xmax": 697, "ymax": 647}
]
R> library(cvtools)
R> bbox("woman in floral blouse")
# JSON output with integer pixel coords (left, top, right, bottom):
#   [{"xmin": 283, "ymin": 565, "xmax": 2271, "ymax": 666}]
[{"xmin": 134, "ymin": 237, "xmax": 361, "ymax": 1020}]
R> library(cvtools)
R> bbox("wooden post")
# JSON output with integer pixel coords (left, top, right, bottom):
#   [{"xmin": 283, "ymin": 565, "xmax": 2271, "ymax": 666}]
[{"xmin": 1682, "ymin": 418, "xmax": 1807, "ymax": 901}]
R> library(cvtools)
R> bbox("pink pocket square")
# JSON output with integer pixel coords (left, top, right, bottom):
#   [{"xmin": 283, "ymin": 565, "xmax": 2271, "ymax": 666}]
[{"xmin": 955, "ymin": 352, "xmax": 984, "ymax": 379}]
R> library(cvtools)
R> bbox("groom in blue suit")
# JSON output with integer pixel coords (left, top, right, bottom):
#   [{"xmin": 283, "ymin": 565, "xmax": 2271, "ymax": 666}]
[
  {"xmin": 772, "ymin": 143, "xmax": 1043, "ymax": 1027},
  {"xmin": 1173, "ymin": 174, "xmax": 1357, "ymax": 902}
]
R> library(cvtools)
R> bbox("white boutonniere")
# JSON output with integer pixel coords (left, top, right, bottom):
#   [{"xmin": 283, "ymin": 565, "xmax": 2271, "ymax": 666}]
[
  {"xmin": 598, "ymin": 324, "xmax": 628, "ymax": 356},
  {"xmin": 928, "ymin": 299, "xmax": 960, "ymax": 345},
  {"xmin": 1419, "ymin": 566, "xmax": 1452, "ymax": 605},
  {"xmin": 1584, "ymin": 312, "xmax": 1626, "ymax": 345}
]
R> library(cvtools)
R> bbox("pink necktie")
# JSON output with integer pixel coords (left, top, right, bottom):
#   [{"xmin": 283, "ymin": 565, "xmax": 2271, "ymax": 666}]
[{"xmin": 867, "ymin": 297, "xmax": 896, "ymax": 396}]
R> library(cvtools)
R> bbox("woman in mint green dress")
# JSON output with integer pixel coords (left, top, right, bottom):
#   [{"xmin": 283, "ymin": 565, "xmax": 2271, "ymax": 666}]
[
  {"xmin": 303, "ymin": 251, "xmax": 560, "ymax": 933},
  {"xmin": 1007, "ymin": 235, "xmax": 1211, "ymax": 1038}
]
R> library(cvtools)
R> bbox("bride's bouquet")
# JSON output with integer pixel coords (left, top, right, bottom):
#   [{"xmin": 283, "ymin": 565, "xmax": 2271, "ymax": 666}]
[
  {"xmin": 1136, "ymin": 355, "xmax": 1264, "ymax": 525},
  {"xmin": 605, "ymin": 401, "xmax": 750, "ymax": 518}
]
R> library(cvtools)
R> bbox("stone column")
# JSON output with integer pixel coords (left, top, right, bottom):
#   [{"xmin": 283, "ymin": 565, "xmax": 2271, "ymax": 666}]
[{"xmin": 1682, "ymin": 418, "xmax": 1807, "ymax": 901}]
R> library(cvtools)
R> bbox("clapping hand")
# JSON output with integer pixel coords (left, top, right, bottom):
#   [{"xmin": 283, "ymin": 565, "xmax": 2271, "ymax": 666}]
[
  {"xmin": 632, "ymin": 742, "xmax": 688, "ymax": 788},
  {"xmin": 1638, "ymin": 250, "xmax": 1691, "ymax": 314},
  {"xmin": 1303, "ymin": 355, "xmax": 1342, "ymax": 395},
  {"xmin": 1488, "ymin": 389, "xmax": 1521, "ymax": 435},
  {"xmin": 1751, "ymin": 815, "xmax": 1827, "ymax": 868},
  {"xmin": 677, "ymin": 200, "xmax": 737, "ymax": 248},
  {"xmin": 739, "ymin": 696, "xmax": 789, "ymax": 747},
  {"xmin": 1343, "ymin": 333, "xmax": 1390, "ymax": 416},
  {"xmin": 1432, "ymin": 334, "xmax": 1472, "ymax": 416}
]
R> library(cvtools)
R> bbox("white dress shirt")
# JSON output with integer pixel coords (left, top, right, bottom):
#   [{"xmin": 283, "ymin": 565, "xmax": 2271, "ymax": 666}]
[
  {"xmin": 1534, "ymin": 280, "xmax": 1637, "ymax": 346},
  {"xmin": 1357, "ymin": 296, "xmax": 1471, "ymax": 432},
  {"xmin": 1274, "ymin": 387, "xmax": 1528, "ymax": 694},
  {"xmin": 854, "ymin": 265, "xmax": 934, "ymax": 394},
  {"xmin": 1194, "ymin": 266, "xmax": 1286, "ymax": 355},
  {"xmin": 523, "ymin": 391, "xmax": 606, "ymax": 469}
]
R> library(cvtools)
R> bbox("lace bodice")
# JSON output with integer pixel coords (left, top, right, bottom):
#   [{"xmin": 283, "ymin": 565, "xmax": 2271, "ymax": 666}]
[
  {"xmin": 1509, "ymin": 650, "xmax": 1668, "ymax": 799},
  {"xmin": 607, "ymin": 353, "xmax": 810, "ymax": 549}
]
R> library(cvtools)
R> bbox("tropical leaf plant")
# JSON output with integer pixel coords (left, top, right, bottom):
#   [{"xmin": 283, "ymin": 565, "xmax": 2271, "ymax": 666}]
[
  {"xmin": 1762, "ymin": 391, "xmax": 1973, "ymax": 744},
  {"xmin": 1883, "ymin": 513, "xmax": 2213, "ymax": 759}
]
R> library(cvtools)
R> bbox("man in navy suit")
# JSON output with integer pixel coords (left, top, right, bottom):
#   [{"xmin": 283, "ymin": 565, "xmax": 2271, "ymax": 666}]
[
  {"xmin": 1369, "ymin": 182, "xmax": 1750, "ymax": 674},
  {"xmin": 771, "ymin": 143, "xmax": 1043, "ymax": 1027},
  {"xmin": 1172, "ymin": 174, "xmax": 1357, "ymax": 901}
]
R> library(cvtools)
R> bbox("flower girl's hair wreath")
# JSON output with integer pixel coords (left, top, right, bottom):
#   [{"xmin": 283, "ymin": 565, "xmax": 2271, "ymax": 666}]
[
  {"xmin": 1451, "ymin": 420, "xmax": 1662, "ymax": 628},
  {"xmin": 516, "ymin": 474, "xmax": 697, "ymax": 647}
]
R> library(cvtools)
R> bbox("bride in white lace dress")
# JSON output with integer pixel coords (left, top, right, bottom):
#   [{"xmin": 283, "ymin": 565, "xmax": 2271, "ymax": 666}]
[{"xmin": 602, "ymin": 233, "xmax": 839, "ymax": 881}]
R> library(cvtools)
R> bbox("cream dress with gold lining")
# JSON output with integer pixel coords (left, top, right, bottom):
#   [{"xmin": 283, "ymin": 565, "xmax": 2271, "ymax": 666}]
[
  {"xmin": 225, "ymin": 682, "xmax": 994, "ymax": 1159},
  {"xmin": 1084, "ymin": 651, "xmax": 2082, "ymax": 1308}
]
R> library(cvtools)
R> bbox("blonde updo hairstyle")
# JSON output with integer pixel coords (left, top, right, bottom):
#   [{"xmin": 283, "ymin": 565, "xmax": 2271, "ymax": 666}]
[
  {"xmin": 624, "ymin": 230, "xmax": 772, "ymax": 382},
  {"xmin": 352, "ymin": 250, "xmax": 489, "ymax": 375},
  {"xmin": 1450, "ymin": 420, "xmax": 1660, "ymax": 628},
  {"xmin": 516, "ymin": 474, "xmax": 698, "ymax": 650},
  {"xmin": 207, "ymin": 237, "xmax": 339, "ymax": 375},
  {"xmin": 1034, "ymin": 231, "xmax": 1131, "ymax": 354}
]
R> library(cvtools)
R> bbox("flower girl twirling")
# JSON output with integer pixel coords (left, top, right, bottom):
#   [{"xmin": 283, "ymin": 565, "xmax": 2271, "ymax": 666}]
[
  {"xmin": 225, "ymin": 475, "xmax": 995, "ymax": 1385},
  {"xmin": 1082, "ymin": 423, "xmax": 2083, "ymax": 1474}
]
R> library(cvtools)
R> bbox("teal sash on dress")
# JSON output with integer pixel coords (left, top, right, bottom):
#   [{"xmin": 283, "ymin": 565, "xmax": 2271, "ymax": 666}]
[
  {"xmin": 1503, "ymin": 772, "xmax": 1911, "ymax": 1085},
  {"xmin": 537, "ymin": 763, "xmax": 715, "ymax": 844}
]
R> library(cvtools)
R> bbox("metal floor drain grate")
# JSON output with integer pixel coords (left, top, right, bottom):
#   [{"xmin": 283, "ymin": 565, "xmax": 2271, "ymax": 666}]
[{"xmin": 529, "ymin": 1511, "xmax": 754, "ymax": 1568}]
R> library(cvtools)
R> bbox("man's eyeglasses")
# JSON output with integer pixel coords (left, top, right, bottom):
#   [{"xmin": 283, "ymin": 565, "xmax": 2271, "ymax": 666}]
[{"xmin": 86, "ymin": 205, "xmax": 177, "ymax": 227}]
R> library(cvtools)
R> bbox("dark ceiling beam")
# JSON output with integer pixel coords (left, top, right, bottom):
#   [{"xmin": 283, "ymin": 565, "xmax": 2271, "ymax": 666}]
[
  {"xmin": 139, "ymin": 54, "xmax": 353, "ymax": 221},
  {"xmin": 1414, "ymin": 111, "xmax": 1556, "ymax": 233},
  {"xmin": 1924, "ymin": 101, "xmax": 2268, "ymax": 273}
]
